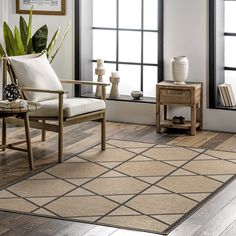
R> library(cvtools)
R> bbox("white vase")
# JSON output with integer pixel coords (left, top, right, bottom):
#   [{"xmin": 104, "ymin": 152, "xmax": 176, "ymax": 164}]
[
  {"xmin": 171, "ymin": 56, "xmax": 189, "ymax": 84},
  {"xmin": 109, "ymin": 77, "xmax": 120, "ymax": 98}
]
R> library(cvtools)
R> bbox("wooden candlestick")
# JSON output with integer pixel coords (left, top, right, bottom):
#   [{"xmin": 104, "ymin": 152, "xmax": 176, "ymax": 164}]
[
  {"xmin": 95, "ymin": 68, "xmax": 106, "ymax": 97},
  {"xmin": 109, "ymin": 76, "xmax": 120, "ymax": 98}
]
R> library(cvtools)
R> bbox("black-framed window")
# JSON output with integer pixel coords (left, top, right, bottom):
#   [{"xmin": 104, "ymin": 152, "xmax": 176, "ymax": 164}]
[
  {"xmin": 224, "ymin": 0, "xmax": 236, "ymax": 99},
  {"xmin": 209, "ymin": 0, "xmax": 236, "ymax": 108},
  {"xmin": 75, "ymin": 0, "xmax": 163, "ymax": 99}
]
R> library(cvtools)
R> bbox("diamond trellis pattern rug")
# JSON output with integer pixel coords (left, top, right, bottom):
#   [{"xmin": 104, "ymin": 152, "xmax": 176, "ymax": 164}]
[{"xmin": 1, "ymin": 140, "xmax": 236, "ymax": 234}]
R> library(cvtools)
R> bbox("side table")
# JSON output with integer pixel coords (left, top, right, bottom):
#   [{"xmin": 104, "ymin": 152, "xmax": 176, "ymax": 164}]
[
  {"xmin": 156, "ymin": 81, "xmax": 203, "ymax": 135},
  {"xmin": 0, "ymin": 102, "xmax": 40, "ymax": 169}
]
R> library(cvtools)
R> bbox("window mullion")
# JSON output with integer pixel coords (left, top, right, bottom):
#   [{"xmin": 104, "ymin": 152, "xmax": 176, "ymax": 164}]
[
  {"xmin": 141, "ymin": 0, "xmax": 144, "ymax": 92},
  {"xmin": 116, "ymin": 0, "xmax": 119, "ymax": 71}
]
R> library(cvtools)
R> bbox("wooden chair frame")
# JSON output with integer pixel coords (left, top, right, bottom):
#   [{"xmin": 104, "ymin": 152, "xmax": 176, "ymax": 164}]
[{"xmin": 2, "ymin": 58, "xmax": 110, "ymax": 163}]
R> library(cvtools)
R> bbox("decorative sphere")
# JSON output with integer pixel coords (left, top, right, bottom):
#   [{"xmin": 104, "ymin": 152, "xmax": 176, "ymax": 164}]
[{"xmin": 3, "ymin": 84, "xmax": 21, "ymax": 101}]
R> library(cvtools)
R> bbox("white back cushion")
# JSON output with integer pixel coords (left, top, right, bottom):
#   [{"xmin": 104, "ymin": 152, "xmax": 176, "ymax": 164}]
[{"xmin": 9, "ymin": 53, "xmax": 63, "ymax": 102}]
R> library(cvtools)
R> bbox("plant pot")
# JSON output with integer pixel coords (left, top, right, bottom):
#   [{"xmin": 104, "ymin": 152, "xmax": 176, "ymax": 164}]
[{"xmin": 171, "ymin": 56, "xmax": 189, "ymax": 84}]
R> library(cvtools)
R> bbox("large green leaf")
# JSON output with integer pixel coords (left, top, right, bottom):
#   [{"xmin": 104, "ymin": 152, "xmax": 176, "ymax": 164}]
[
  {"xmin": 27, "ymin": 38, "xmax": 33, "ymax": 54},
  {"xmin": 3, "ymin": 22, "xmax": 19, "ymax": 56},
  {"xmin": 27, "ymin": 7, "xmax": 33, "ymax": 46},
  {"xmin": 50, "ymin": 21, "xmax": 71, "ymax": 63},
  {"xmin": 19, "ymin": 16, "xmax": 28, "ymax": 51},
  {"xmin": 14, "ymin": 26, "xmax": 25, "ymax": 55},
  {"xmin": 46, "ymin": 27, "xmax": 60, "ymax": 57},
  {"xmin": 0, "ymin": 43, "xmax": 6, "ymax": 57},
  {"xmin": 32, "ymin": 25, "xmax": 48, "ymax": 53}
]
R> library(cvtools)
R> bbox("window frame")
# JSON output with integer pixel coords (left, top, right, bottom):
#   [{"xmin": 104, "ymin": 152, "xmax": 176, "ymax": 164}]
[
  {"xmin": 209, "ymin": 0, "xmax": 236, "ymax": 109},
  {"xmin": 74, "ymin": 0, "xmax": 164, "ymax": 101}
]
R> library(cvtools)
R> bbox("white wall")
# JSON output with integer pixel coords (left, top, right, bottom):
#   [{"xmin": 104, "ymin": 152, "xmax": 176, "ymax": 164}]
[
  {"xmin": 164, "ymin": 0, "xmax": 236, "ymax": 132},
  {"xmin": 110, "ymin": 0, "xmax": 236, "ymax": 132},
  {"xmin": 2, "ymin": 0, "xmax": 236, "ymax": 131}
]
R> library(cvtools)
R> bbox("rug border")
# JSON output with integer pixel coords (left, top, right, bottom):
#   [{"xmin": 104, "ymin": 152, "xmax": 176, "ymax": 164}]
[
  {"xmin": 1, "ymin": 138, "xmax": 236, "ymax": 236},
  {"xmin": 164, "ymin": 174, "xmax": 236, "ymax": 234}
]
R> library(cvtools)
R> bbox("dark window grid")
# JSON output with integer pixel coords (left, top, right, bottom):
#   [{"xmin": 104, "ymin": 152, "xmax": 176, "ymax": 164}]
[
  {"xmin": 224, "ymin": 0, "xmax": 236, "ymax": 70},
  {"xmin": 92, "ymin": 0, "xmax": 158, "ymax": 92},
  {"xmin": 141, "ymin": 0, "xmax": 144, "ymax": 91},
  {"xmin": 209, "ymin": 0, "xmax": 236, "ymax": 108},
  {"xmin": 93, "ymin": 27, "xmax": 158, "ymax": 33},
  {"xmin": 92, "ymin": 60, "xmax": 158, "ymax": 67},
  {"xmin": 224, "ymin": 31, "xmax": 236, "ymax": 71},
  {"xmin": 116, "ymin": 0, "xmax": 119, "ymax": 71},
  {"xmin": 225, "ymin": 67, "xmax": 236, "ymax": 71},
  {"xmin": 224, "ymin": 33, "xmax": 236, "ymax": 36},
  {"xmin": 74, "ymin": 0, "xmax": 164, "ymax": 98}
]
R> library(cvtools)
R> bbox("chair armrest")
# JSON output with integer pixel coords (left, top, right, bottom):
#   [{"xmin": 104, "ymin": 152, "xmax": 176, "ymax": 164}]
[
  {"xmin": 22, "ymin": 87, "xmax": 65, "ymax": 123},
  {"xmin": 21, "ymin": 87, "xmax": 66, "ymax": 95},
  {"xmin": 60, "ymin": 80, "xmax": 110, "ymax": 87}
]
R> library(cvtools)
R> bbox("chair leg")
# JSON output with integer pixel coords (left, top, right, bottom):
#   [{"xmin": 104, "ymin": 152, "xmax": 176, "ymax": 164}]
[
  {"xmin": 24, "ymin": 113, "xmax": 34, "ymax": 170},
  {"xmin": 58, "ymin": 124, "xmax": 63, "ymax": 163},
  {"xmin": 58, "ymin": 93, "xmax": 64, "ymax": 163},
  {"xmin": 2, "ymin": 118, "xmax": 6, "ymax": 151},
  {"xmin": 42, "ymin": 120, "xmax": 46, "ymax": 141},
  {"xmin": 101, "ymin": 114, "xmax": 106, "ymax": 151}
]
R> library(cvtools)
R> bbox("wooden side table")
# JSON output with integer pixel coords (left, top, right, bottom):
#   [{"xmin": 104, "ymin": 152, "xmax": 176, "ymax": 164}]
[
  {"xmin": 156, "ymin": 81, "xmax": 203, "ymax": 135},
  {"xmin": 0, "ymin": 103, "xmax": 40, "ymax": 169}
]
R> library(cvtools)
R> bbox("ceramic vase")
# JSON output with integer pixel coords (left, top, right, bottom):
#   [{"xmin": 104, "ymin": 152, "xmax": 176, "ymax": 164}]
[
  {"xmin": 95, "ymin": 68, "xmax": 105, "ymax": 97},
  {"xmin": 109, "ymin": 77, "xmax": 120, "ymax": 98},
  {"xmin": 171, "ymin": 56, "xmax": 189, "ymax": 84}
]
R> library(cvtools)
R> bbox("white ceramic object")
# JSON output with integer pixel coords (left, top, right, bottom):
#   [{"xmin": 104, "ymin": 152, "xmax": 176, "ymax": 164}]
[
  {"xmin": 171, "ymin": 56, "xmax": 189, "ymax": 84},
  {"xmin": 131, "ymin": 91, "xmax": 143, "ymax": 100},
  {"xmin": 95, "ymin": 68, "xmax": 105, "ymax": 97},
  {"xmin": 109, "ymin": 77, "xmax": 120, "ymax": 98}
]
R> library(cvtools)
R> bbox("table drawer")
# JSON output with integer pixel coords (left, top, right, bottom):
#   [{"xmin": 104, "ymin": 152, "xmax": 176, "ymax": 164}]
[{"xmin": 159, "ymin": 89, "xmax": 191, "ymax": 104}]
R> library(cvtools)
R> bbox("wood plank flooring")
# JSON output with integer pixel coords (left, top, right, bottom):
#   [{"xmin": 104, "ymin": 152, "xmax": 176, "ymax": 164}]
[{"xmin": 0, "ymin": 121, "xmax": 236, "ymax": 235}]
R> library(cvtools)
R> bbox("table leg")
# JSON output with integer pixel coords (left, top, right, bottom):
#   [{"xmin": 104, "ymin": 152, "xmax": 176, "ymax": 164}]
[
  {"xmin": 42, "ymin": 120, "xmax": 46, "ymax": 141},
  {"xmin": 191, "ymin": 104, "xmax": 197, "ymax": 136},
  {"xmin": 24, "ymin": 113, "xmax": 34, "ymax": 170},
  {"xmin": 2, "ymin": 118, "xmax": 6, "ymax": 151},
  {"xmin": 157, "ymin": 103, "xmax": 161, "ymax": 133}
]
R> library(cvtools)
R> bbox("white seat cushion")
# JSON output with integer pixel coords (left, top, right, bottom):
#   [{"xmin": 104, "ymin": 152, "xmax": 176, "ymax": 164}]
[
  {"xmin": 29, "ymin": 98, "xmax": 106, "ymax": 118},
  {"xmin": 9, "ymin": 53, "xmax": 64, "ymax": 102}
]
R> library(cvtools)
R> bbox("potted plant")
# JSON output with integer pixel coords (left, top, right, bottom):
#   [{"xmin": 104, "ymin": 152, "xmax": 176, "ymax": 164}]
[{"xmin": 0, "ymin": 8, "xmax": 71, "ymax": 63}]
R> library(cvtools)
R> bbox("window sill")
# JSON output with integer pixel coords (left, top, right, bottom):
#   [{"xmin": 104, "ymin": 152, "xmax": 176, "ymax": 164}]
[
  {"xmin": 81, "ymin": 93, "xmax": 156, "ymax": 104},
  {"xmin": 209, "ymin": 105, "xmax": 236, "ymax": 111}
]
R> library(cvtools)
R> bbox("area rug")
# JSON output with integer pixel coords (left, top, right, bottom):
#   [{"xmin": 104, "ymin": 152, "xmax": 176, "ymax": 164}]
[{"xmin": 0, "ymin": 139, "xmax": 236, "ymax": 235}]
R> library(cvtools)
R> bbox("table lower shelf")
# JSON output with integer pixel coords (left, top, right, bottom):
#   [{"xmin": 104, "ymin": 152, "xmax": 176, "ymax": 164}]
[{"xmin": 160, "ymin": 119, "xmax": 201, "ymax": 129}]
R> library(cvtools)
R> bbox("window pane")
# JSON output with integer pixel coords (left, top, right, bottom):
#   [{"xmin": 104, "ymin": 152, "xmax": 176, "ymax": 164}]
[
  {"xmin": 119, "ymin": 31, "xmax": 141, "ymax": 63},
  {"xmin": 225, "ymin": 2, "xmax": 236, "ymax": 33},
  {"xmin": 119, "ymin": 0, "xmax": 141, "ymax": 29},
  {"xmin": 143, "ymin": 66, "xmax": 158, "ymax": 97},
  {"xmin": 93, "ymin": 0, "xmax": 116, "ymax": 28},
  {"xmin": 225, "ymin": 36, "xmax": 236, "ymax": 67},
  {"xmin": 93, "ymin": 62, "xmax": 116, "ymax": 93},
  {"xmin": 225, "ymin": 71, "xmax": 236, "ymax": 97},
  {"xmin": 93, "ymin": 30, "xmax": 116, "ymax": 61},
  {"xmin": 143, "ymin": 32, "xmax": 158, "ymax": 64},
  {"xmin": 144, "ymin": 0, "xmax": 158, "ymax": 30},
  {"xmin": 118, "ymin": 64, "xmax": 141, "ymax": 95}
]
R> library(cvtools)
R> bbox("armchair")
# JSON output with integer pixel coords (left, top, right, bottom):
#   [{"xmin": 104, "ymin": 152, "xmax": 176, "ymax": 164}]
[{"xmin": 2, "ymin": 53, "xmax": 110, "ymax": 163}]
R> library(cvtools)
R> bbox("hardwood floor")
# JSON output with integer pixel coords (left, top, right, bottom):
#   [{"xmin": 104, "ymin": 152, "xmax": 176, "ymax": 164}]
[{"xmin": 0, "ymin": 121, "xmax": 236, "ymax": 236}]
